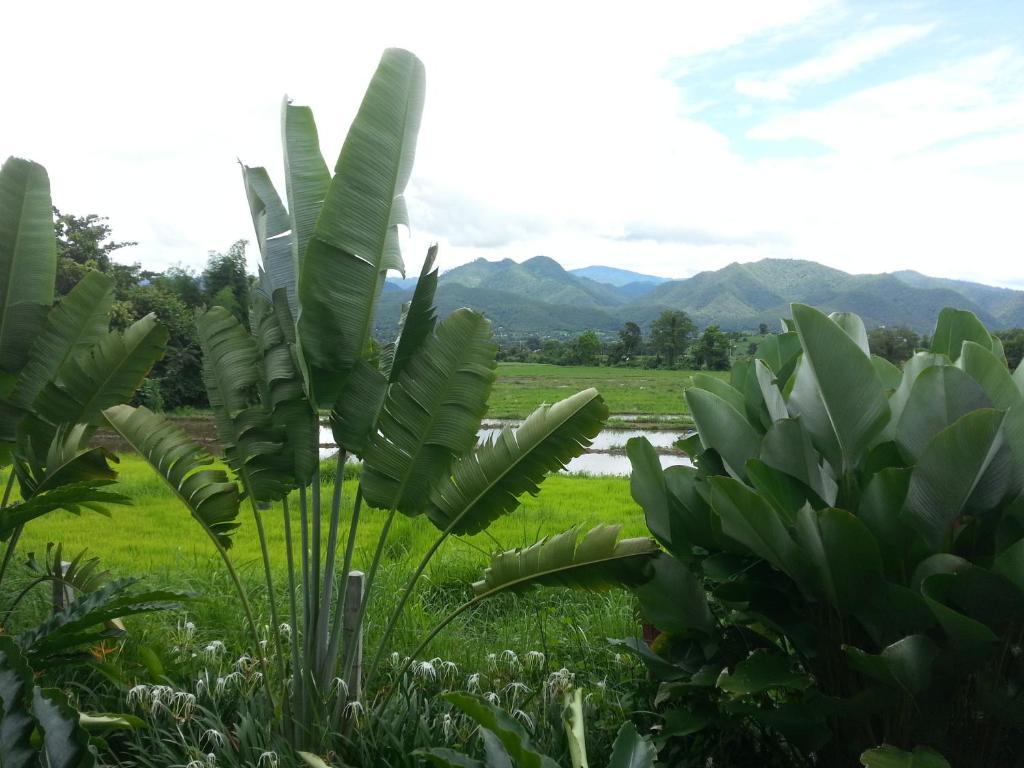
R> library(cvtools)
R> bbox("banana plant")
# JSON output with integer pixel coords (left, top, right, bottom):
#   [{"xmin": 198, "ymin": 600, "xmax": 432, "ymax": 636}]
[
  {"xmin": 621, "ymin": 304, "xmax": 1024, "ymax": 767},
  {"xmin": 103, "ymin": 48, "xmax": 660, "ymax": 754},
  {"xmin": 0, "ymin": 156, "xmax": 168, "ymax": 592}
]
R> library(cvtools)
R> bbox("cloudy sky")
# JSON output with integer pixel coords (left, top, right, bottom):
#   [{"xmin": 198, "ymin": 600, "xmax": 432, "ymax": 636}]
[{"xmin": 3, "ymin": 1, "xmax": 1022, "ymax": 286}]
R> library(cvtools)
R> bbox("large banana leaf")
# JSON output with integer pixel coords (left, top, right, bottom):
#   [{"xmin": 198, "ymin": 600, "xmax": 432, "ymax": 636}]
[
  {"xmin": 930, "ymin": 307, "xmax": 992, "ymax": 363},
  {"xmin": 436, "ymin": 693, "xmax": 560, "ymax": 768},
  {"xmin": 198, "ymin": 307, "xmax": 304, "ymax": 501},
  {"xmin": 427, "ymin": 389, "xmax": 608, "ymax": 535},
  {"xmin": 471, "ymin": 525, "xmax": 659, "ymax": 596},
  {"xmin": 281, "ymin": 100, "xmax": 330, "ymax": 275},
  {"xmin": 298, "ymin": 49, "xmax": 425, "ymax": 406},
  {"xmin": 14, "ymin": 423, "xmax": 117, "ymax": 498},
  {"xmin": 250, "ymin": 293, "xmax": 317, "ymax": 485},
  {"xmin": 361, "ymin": 308, "xmax": 496, "ymax": 515},
  {"xmin": 8, "ymin": 270, "xmax": 113, "ymax": 417},
  {"xmin": 33, "ymin": 314, "xmax": 167, "ymax": 427},
  {"xmin": 389, "ymin": 245, "xmax": 439, "ymax": 382},
  {"xmin": 0, "ymin": 483, "xmax": 129, "ymax": 540},
  {"xmin": 103, "ymin": 405, "xmax": 241, "ymax": 548},
  {"xmin": 895, "ymin": 366, "xmax": 989, "ymax": 462},
  {"xmin": 242, "ymin": 165, "xmax": 296, "ymax": 315},
  {"xmin": 789, "ymin": 304, "xmax": 890, "ymax": 472},
  {"xmin": 0, "ymin": 157, "xmax": 56, "ymax": 377},
  {"xmin": 685, "ymin": 387, "xmax": 761, "ymax": 481},
  {"xmin": 957, "ymin": 340, "xmax": 1021, "ymax": 410},
  {"xmin": 903, "ymin": 408, "xmax": 1006, "ymax": 551}
]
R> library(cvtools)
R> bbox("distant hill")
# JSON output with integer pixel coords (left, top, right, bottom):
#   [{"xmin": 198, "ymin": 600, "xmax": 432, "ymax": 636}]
[
  {"xmin": 569, "ymin": 265, "xmax": 670, "ymax": 287},
  {"xmin": 378, "ymin": 256, "xmax": 1023, "ymax": 339}
]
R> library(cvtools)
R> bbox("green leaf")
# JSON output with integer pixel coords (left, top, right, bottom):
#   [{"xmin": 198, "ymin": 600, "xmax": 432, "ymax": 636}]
[
  {"xmin": 883, "ymin": 352, "xmax": 949, "ymax": 442},
  {"xmin": 281, "ymin": 99, "xmax": 330, "ymax": 275},
  {"xmin": 844, "ymin": 635, "xmax": 939, "ymax": 695},
  {"xmin": 10, "ymin": 271, "xmax": 114, "ymax": 410},
  {"xmin": 829, "ymin": 310, "xmax": 870, "ymax": 352},
  {"xmin": 860, "ymin": 745, "xmax": 950, "ymax": 768},
  {"xmin": 298, "ymin": 50, "xmax": 425, "ymax": 405},
  {"xmin": 903, "ymin": 409, "xmax": 1006, "ymax": 551},
  {"xmin": 958, "ymin": 340, "xmax": 1021, "ymax": 410},
  {"xmin": 34, "ymin": 314, "xmax": 167, "ymax": 427},
  {"xmin": 710, "ymin": 476, "xmax": 804, "ymax": 581},
  {"xmin": 872, "ymin": 356, "xmax": 903, "ymax": 391},
  {"xmin": 716, "ymin": 650, "xmax": 812, "ymax": 695},
  {"xmin": 103, "ymin": 405, "xmax": 241, "ymax": 548},
  {"xmin": 0, "ymin": 635, "xmax": 37, "ymax": 768},
  {"xmin": 199, "ymin": 305, "xmax": 311, "ymax": 501},
  {"xmin": 858, "ymin": 468, "xmax": 915, "ymax": 576},
  {"xmin": 19, "ymin": 578, "xmax": 186, "ymax": 661},
  {"xmin": 895, "ymin": 365, "xmax": 989, "ymax": 462},
  {"xmin": 760, "ymin": 417, "xmax": 837, "ymax": 506},
  {"xmin": 930, "ymin": 307, "xmax": 991, "ymax": 362},
  {"xmin": 33, "ymin": 686, "xmax": 94, "ymax": 768},
  {"xmin": 362, "ymin": 309, "xmax": 496, "ymax": 515},
  {"xmin": 329, "ymin": 359, "xmax": 387, "ymax": 456},
  {"xmin": 77, "ymin": 712, "xmax": 145, "ymax": 731},
  {"xmin": 389, "ymin": 245, "xmax": 439, "ymax": 382},
  {"xmin": 691, "ymin": 373, "xmax": 746, "ymax": 415},
  {"xmin": 685, "ymin": 387, "xmax": 761, "ymax": 481},
  {"xmin": 920, "ymin": 573, "xmax": 999, "ymax": 662},
  {"xmin": 0, "ymin": 483, "xmax": 129, "ymax": 540},
  {"xmin": 0, "ymin": 157, "xmax": 56, "ymax": 376},
  {"xmin": 429, "ymin": 389, "xmax": 607, "ymax": 534},
  {"xmin": 242, "ymin": 165, "xmax": 296, "ymax": 316},
  {"xmin": 633, "ymin": 552, "xmax": 712, "ymax": 634},
  {"xmin": 442, "ymin": 693, "xmax": 559, "ymax": 768},
  {"xmin": 608, "ymin": 722, "xmax": 657, "ymax": 768},
  {"xmin": 754, "ymin": 331, "xmax": 802, "ymax": 378},
  {"xmin": 471, "ymin": 525, "xmax": 659, "ymax": 597},
  {"xmin": 754, "ymin": 359, "xmax": 788, "ymax": 422},
  {"xmin": 790, "ymin": 304, "xmax": 890, "ymax": 471},
  {"xmin": 626, "ymin": 437, "xmax": 674, "ymax": 548},
  {"xmin": 794, "ymin": 506, "xmax": 886, "ymax": 612},
  {"xmin": 746, "ymin": 459, "xmax": 811, "ymax": 522}
]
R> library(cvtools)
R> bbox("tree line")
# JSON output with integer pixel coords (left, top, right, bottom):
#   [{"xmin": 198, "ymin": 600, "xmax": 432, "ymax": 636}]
[
  {"xmin": 55, "ymin": 208, "xmax": 1024, "ymax": 405},
  {"xmin": 497, "ymin": 311, "xmax": 736, "ymax": 370}
]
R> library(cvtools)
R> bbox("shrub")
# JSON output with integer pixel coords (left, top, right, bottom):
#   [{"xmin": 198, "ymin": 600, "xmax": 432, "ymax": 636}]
[{"xmin": 624, "ymin": 305, "xmax": 1024, "ymax": 766}]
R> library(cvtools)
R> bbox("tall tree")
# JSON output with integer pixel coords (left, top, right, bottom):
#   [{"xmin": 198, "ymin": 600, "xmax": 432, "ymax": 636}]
[
  {"xmin": 573, "ymin": 330, "xmax": 602, "ymax": 366},
  {"xmin": 692, "ymin": 325, "xmax": 731, "ymax": 370},
  {"xmin": 995, "ymin": 328, "xmax": 1024, "ymax": 370},
  {"xmin": 201, "ymin": 240, "xmax": 251, "ymax": 322},
  {"xmin": 619, "ymin": 321, "xmax": 643, "ymax": 357},
  {"xmin": 650, "ymin": 310, "xmax": 695, "ymax": 367},
  {"xmin": 868, "ymin": 325, "xmax": 920, "ymax": 364},
  {"xmin": 53, "ymin": 208, "xmax": 137, "ymax": 296}
]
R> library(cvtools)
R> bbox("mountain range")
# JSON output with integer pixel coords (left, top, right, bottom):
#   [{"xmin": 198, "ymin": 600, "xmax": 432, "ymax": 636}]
[{"xmin": 377, "ymin": 256, "xmax": 1024, "ymax": 339}]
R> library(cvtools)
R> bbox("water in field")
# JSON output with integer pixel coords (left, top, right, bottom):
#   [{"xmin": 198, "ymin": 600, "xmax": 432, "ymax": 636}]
[{"xmin": 318, "ymin": 418, "xmax": 693, "ymax": 476}]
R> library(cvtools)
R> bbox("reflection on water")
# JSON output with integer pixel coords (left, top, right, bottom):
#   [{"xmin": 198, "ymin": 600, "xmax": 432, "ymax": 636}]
[{"xmin": 319, "ymin": 422, "xmax": 693, "ymax": 476}]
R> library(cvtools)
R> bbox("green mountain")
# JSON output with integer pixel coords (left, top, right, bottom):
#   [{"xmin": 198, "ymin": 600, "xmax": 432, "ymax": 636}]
[
  {"xmin": 569, "ymin": 265, "xmax": 669, "ymax": 286},
  {"xmin": 376, "ymin": 256, "xmax": 1021, "ymax": 340}
]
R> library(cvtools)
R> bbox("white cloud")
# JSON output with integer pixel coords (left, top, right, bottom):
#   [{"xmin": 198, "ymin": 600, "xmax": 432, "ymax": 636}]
[
  {"xmin": 1, "ymin": 0, "xmax": 1022, "ymax": 291},
  {"xmin": 736, "ymin": 23, "xmax": 935, "ymax": 100}
]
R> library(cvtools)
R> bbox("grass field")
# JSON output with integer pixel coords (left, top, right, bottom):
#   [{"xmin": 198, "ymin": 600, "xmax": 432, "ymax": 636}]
[
  {"xmin": 487, "ymin": 363, "xmax": 724, "ymax": 420},
  {"xmin": 16, "ymin": 456, "xmax": 649, "ymax": 682}
]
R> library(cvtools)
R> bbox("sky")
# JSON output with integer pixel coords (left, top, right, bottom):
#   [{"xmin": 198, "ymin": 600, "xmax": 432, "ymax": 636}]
[{"xmin": 2, "ymin": 1, "xmax": 1023, "ymax": 287}]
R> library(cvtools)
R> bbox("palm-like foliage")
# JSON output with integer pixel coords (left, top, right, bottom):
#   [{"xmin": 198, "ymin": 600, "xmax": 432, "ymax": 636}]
[{"xmin": 118, "ymin": 48, "xmax": 652, "ymax": 758}]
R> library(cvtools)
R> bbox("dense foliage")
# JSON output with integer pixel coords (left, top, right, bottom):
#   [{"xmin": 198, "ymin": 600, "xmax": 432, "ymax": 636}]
[{"xmin": 624, "ymin": 304, "xmax": 1024, "ymax": 766}]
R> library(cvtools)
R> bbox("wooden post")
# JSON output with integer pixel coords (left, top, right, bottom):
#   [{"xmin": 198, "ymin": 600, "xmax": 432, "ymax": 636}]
[
  {"xmin": 343, "ymin": 570, "xmax": 364, "ymax": 700},
  {"xmin": 52, "ymin": 561, "xmax": 73, "ymax": 613}
]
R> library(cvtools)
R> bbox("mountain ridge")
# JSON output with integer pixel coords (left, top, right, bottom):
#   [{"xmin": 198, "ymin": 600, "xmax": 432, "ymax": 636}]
[{"xmin": 378, "ymin": 256, "xmax": 1022, "ymax": 339}]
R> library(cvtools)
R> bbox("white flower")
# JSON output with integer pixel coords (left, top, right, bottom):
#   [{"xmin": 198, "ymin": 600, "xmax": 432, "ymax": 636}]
[
  {"xmin": 343, "ymin": 699, "xmax": 365, "ymax": 720},
  {"xmin": 256, "ymin": 751, "xmax": 279, "ymax": 768},
  {"xmin": 504, "ymin": 681, "xmax": 531, "ymax": 698},
  {"xmin": 201, "ymin": 729, "xmax": 228, "ymax": 749},
  {"xmin": 439, "ymin": 660, "xmax": 459, "ymax": 679},
  {"xmin": 484, "ymin": 691, "xmax": 501, "ymax": 705},
  {"xmin": 442, "ymin": 713, "xmax": 455, "ymax": 741},
  {"xmin": 172, "ymin": 691, "xmax": 197, "ymax": 718},
  {"xmin": 202, "ymin": 640, "xmax": 226, "ymax": 659},
  {"xmin": 512, "ymin": 709, "xmax": 534, "ymax": 730},
  {"xmin": 524, "ymin": 651, "xmax": 546, "ymax": 671},
  {"xmin": 466, "ymin": 673, "xmax": 482, "ymax": 692},
  {"xmin": 331, "ymin": 677, "xmax": 349, "ymax": 699},
  {"xmin": 414, "ymin": 660, "xmax": 437, "ymax": 681},
  {"xmin": 389, "ymin": 651, "xmax": 402, "ymax": 669},
  {"xmin": 278, "ymin": 623, "xmax": 292, "ymax": 639},
  {"xmin": 127, "ymin": 684, "xmax": 149, "ymax": 707},
  {"xmin": 486, "ymin": 653, "xmax": 498, "ymax": 672}
]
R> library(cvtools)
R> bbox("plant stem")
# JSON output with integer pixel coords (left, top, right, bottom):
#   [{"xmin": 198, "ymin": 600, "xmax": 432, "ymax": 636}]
[
  {"xmin": 314, "ymin": 452, "xmax": 347, "ymax": 682},
  {"xmin": 311, "ymin": 464, "xmax": 322, "ymax": 636},
  {"xmin": 325, "ymin": 486, "xmax": 363, "ymax": 687},
  {"xmin": 377, "ymin": 591, "xmax": 485, "ymax": 711},
  {"xmin": 210, "ymin": 535, "xmax": 278, "ymax": 714},
  {"xmin": 299, "ymin": 484, "xmax": 312, "ymax": 668},
  {"xmin": 282, "ymin": 495, "xmax": 304, "ymax": 746},
  {"xmin": 341, "ymin": 505, "xmax": 392, "ymax": 683},
  {"xmin": 0, "ymin": 470, "xmax": 19, "ymax": 590},
  {"xmin": 364, "ymin": 522, "xmax": 453, "ymax": 688}
]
